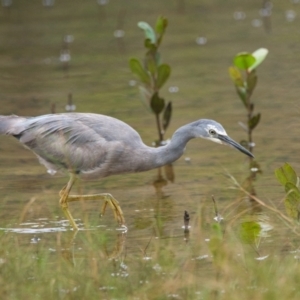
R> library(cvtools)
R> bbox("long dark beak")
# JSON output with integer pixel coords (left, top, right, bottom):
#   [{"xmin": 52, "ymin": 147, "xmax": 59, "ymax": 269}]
[{"xmin": 218, "ymin": 135, "xmax": 254, "ymax": 158}]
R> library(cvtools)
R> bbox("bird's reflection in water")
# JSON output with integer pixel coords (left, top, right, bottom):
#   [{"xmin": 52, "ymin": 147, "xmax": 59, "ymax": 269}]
[{"xmin": 152, "ymin": 164, "xmax": 174, "ymax": 198}]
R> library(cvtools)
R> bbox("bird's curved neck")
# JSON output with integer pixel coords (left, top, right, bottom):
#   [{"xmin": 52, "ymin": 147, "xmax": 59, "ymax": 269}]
[{"xmin": 136, "ymin": 124, "xmax": 195, "ymax": 171}]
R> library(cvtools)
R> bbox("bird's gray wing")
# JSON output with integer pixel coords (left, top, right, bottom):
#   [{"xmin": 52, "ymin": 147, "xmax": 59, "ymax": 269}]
[
  {"xmin": 65, "ymin": 113, "xmax": 144, "ymax": 146},
  {"xmin": 15, "ymin": 113, "xmax": 141, "ymax": 175}
]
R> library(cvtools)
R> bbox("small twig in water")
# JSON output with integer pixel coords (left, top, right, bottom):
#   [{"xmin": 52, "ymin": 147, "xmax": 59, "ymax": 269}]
[
  {"xmin": 212, "ymin": 195, "xmax": 223, "ymax": 223},
  {"xmin": 140, "ymin": 236, "xmax": 153, "ymax": 258},
  {"xmin": 183, "ymin": 210, "xmax": 190, "ymax": 229}
]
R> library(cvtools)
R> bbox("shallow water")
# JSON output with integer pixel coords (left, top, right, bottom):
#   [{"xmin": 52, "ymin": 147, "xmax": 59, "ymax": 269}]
[{"xmin": 1, "ymin": 0, "xmax": 300, "ymax": 299}]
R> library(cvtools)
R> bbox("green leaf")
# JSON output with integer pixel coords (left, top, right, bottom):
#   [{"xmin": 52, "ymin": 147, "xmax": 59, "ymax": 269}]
[
  {"xmin": 129, "ymin": 58, "xmax": 151, "ymax": 84},
  {"xmin": 248, "ymin": 113, "xmax": 260, "ymax": 130},
  {"xmin": 155, "ymin": 16, "xmax": 168, "ymax": 46},
  {"xmin": 248, "ymin": 48, "xmax": 269, "ymax": 72},
  {"xmin": 284, "ymin": 182, "xmax": 300, "ymax": 220},
  {"xmin": 144, "ymin": 38, "xmax": 156, "ymax": 50},
  {"xmin": 137, "ymin": 21, "xmax": 156, "ymax": 44},
  {"xmin": 154, "ymin": 52, "xmax": 161, "ymax": 66},
  {"xmin": 155, "ymin": 16, "xmax": 168, "ymax": 35},
  {"xmin": 236, "ymin": 86, "xmax": 247, "ymax": 107},
  {"xmin": 247, "ymin": 70, "xmax": 257, "ymax": 94},
  {"xmin": 138, "ymin": 86, "xmax": 151, "ymax": 110},
  {"xmin": 239, "ymin": 221, "xmax": 261, "ymax": 244},
  {"xmin": 234, "ymin": 52, "xmax": 256, "ymax": 70},
  {"xmin": 275, "ymin": 163, "xmax": 298, "ymax": 186},
  {"xmin": 156, "ymin": 64, "xmax": 171, "ymax": 89},
  {"xmin": 285, "ymin": 182, "xmax": 300, "ymax": 199},
  {"xmin": 145, "ymin": 53, "xmax": 157, "ymax": 76},
  {"xmin": 163, "ymin": 101, "xmax": 172, "ymax": 130},
  {"xmin": 284, "ymin": 198, "xmax": 300, "ymax": 220},
  {"xmin": 228, "ymin": 67, "xmax": 244, "ymax": 87},
  {"xmin": 150, "ymin": 92, "xmax": 165, "ymax": 114}
]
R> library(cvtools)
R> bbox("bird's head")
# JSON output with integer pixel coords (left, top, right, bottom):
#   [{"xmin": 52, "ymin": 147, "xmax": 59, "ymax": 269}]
[{"xmin": 193, "ymin": 119, "xmax": 254, "ymax": 158}]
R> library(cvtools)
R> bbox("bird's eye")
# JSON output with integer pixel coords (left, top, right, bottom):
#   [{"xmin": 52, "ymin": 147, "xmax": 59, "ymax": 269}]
[{"xmin": 209, "ymin": 129, "xmax": 216, "ymax": 135}]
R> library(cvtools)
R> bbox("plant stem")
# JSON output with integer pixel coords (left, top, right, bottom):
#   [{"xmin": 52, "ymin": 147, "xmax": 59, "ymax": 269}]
[
  {"xmin": 155, "ymin": 113, "xmax": 164, "ymax": 143},
  {"xmin": 247, "ymin": 110, "xmax": 253, "ymax": 155},
  {"xmin": 246, "ymin": 74, "xmax": 254, "ymax": 158}
]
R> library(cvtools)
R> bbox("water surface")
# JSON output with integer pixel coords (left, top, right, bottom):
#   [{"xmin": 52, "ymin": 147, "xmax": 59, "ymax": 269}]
[{"xmin": 1, "ymin": 1, "xmax": 300, "ymax": 299}]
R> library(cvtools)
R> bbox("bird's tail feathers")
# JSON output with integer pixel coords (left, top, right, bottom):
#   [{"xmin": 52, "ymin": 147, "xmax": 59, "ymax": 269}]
[{"xmin": 0, "ymin": 115, "xmax": 27, "ymax": 135}]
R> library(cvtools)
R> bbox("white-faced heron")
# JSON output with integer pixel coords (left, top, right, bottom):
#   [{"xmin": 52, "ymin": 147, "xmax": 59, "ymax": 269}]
[{"xmin": 0, "ymin": 113, "xmax": 253, "ymax": 230}]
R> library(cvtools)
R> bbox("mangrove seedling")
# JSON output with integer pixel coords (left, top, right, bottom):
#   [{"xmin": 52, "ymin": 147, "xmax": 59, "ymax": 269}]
[
  {"xmin": 229, "ymin": 48, "xmax": 268, "ymax": 195},
  {"xmin": 129, "ymin": 16, "xmax": 174, "ymax": 186},
  {"xmin": 129, "ymin": 16, "xmax": 172, "ymax": 146}
]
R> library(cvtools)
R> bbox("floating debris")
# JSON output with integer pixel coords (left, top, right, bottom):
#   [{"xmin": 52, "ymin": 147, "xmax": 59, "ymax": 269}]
[
  {"xmin": 285, "ymin": 10, "xmax": 296, "ymax": 22},
  {"xmin": 128, "ymin": 79, "xmax": 136, "ymax": 86},
  {"xmin": 30, "ymin": 236, "xmax": 41, "ymax": 244},
  {"xmin": 60, "ymin": 49, "xmax": 71, "ymax": 63},
  {"xmin": 255, "ymin": 255, "xmax": 269, "ymax": 261},
  {"xmin": 168, "ymin": 86, "xmax": 179, "ymax": 93},
  {"xmin": 251, "ymin": 19, "xmax": 262, "ymax": 27},
  {"xmin": 2, "ymin": 0, "xmax": 12, "ymax": 7},
  {"xmin": 114, "ymin": 29, "xmax": 125, "ymax": 38},
  {"xmin": 194, "ymin": 254, "xmax": 209, "ymax": 260},
  {"xmin": 195, "ymin": 36, "xmax": 207, "ymax": 45},
  {"xmin": 64, "ymin": 35, "xmax": 74, "ymax": 44},
  {"xmin": 42, "ymin": 0, "xmax": 55, "ymax": 7},
  {"xmin": 97, "ymin": 0, "xmax": 109, "ymax": 5},
  {"xmin": 152, "ymin": 263, "xmax": 162, "ymax": 273},
  {"xmin": 259, "ymin": 8, "xmax": 272, "ymax": 17},
  {"xmin": 233, "ymin": 11, "xmax": 246, "ymax": 20}
]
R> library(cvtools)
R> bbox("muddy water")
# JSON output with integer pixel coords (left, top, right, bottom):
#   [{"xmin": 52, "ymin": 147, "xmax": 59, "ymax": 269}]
[{"xmin": 0, "ymin": 0, "xmax": 300, "ymax": 299}]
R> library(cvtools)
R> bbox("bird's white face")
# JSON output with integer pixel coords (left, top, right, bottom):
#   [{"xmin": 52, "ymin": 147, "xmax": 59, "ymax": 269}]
[
  {"xmin": 193, "ymin": 119, "xmax": 253, "ymax": 158},
  {"xmin": 203, "ymin": 124, "xmax": 227, "ymax": 144}
]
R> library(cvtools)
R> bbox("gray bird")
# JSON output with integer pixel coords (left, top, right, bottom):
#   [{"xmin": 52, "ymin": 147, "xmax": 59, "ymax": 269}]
[{"xmin": 0, "ymin": 113, "xmax": 253, "ymax": 230}]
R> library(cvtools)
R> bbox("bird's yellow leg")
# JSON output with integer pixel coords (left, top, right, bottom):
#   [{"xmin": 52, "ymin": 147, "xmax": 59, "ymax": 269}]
[
  {"xmin": 66, "ymin": 193, "xmax": 125, "ymax": 225},
  {"xmin": 59, "ymin": 174, "xmax": 79, "ymax": 230}
]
